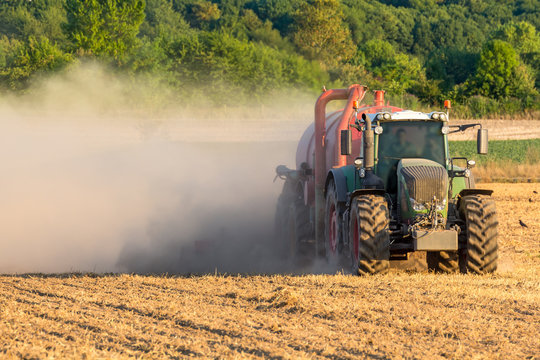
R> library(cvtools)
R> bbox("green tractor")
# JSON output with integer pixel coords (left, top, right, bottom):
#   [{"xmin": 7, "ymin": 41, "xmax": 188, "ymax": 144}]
[
  {"xmin": 276, "ymin": 87, "xmax": 498, "ymax": 275},
  {"xmin": 339, "ymin": 110, "xmax": 498, "ymax": 275}
]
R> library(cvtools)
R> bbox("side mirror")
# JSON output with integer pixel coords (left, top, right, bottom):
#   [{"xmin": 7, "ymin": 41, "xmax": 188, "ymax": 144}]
[
  {"xmin": 341, "ymin": 129, "xmax": 352, "ymax": 155},
  {"xmin": 477, "ymin": 129, "xmax": 488, "ymax": 155}
]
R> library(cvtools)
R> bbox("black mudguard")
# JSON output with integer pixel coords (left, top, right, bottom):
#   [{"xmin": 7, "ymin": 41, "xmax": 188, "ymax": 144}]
[
  {"xmin": 458, "ymin": 189, "xmax": 494, "ymax": 197},
  {"xmin": 456, "ymin": 188, "xmax": 493, "ymax": 208},
  {"xmin": 348, "ymin": 189, "xmax": 386, "ymax": 206},
  {"xmin": 325, "ymin": 169, "xmax": 349, "ymax": 203}
]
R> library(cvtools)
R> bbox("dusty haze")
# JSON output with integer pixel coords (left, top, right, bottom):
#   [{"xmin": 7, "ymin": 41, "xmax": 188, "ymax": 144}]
[
  {"xmin": 0, "ymin": 64, "xmax": 315, "ymax": 274},
  {"xmin": 3, "ymin": 64, "xmax": 524, "ymax": 274}
]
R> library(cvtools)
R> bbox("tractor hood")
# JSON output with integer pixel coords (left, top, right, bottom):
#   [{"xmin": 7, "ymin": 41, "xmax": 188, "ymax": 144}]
[{"xmin": 397, "ymin": 159, "xmax": 449, "ymax": 221}]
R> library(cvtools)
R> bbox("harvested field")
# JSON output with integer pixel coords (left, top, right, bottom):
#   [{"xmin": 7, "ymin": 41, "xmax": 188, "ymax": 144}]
[
  {"xmin": 1, "ymin": 183, "xmax": 539, "ymax": 359},
  {"xmin": 448, "ymin": 119, "xmax": 540, "ymax": 141}
]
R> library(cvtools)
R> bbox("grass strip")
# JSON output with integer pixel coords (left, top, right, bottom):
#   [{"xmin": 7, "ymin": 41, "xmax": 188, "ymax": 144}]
[{"xmin": 449, "ymin": 139, "xmax": 540, "ymax": 165}]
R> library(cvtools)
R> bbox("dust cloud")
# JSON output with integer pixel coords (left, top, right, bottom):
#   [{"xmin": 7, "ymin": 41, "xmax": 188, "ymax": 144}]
[{"xmin": 0, "ymin": 63, "xmax": 313, "ymax": 274}]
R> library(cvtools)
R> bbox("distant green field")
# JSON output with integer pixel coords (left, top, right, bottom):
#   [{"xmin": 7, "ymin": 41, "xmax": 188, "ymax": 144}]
[{"xmin": 449, "ymin": 139, "xmax": 540, "ymax": 165}]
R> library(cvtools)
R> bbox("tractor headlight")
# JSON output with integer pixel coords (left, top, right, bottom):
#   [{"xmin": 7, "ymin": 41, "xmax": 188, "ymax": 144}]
[
  {"xmin": 377, "ymin": 113, "xmax": 384, "ymax": 120},
  {"xmin": 374, "ymin": 125, "xmax": 383, "ymax": 134},
  {"xmin": 431, "ymin": 113, "xmax": 440, "ymax": 120},
  {"xmin": 410, "ymin": 198, "xmax": 426, "ymax": 211},
  {"xmin": 464, "ymin": 168, "xmax": 471, "ymax": 178},
  {"xmin": 436, "ymin": 199, "xmax": 447, "ymax": 211},
  {"xmin": 439, "ymin": 113, "xmax": 447, "ymax": 121},
  {"xmin": 467, "ymin": 160, "xmax": 476, "ymax": 168},
  {"xmin": 441, "ymin": 126, "xmax": 449, "ymax": 134},
  {"xmin": 383, "ymin": 113, "xmax": 391, "ymax": 120}
]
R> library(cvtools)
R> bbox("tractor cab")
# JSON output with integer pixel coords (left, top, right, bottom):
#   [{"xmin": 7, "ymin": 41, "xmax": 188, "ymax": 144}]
[{"xmin": 365, "ymin": 111, "xmax": 450, "ymax": 224}]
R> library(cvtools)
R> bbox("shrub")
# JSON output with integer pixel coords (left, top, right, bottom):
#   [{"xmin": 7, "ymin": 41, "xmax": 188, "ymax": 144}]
[{"xmin": 0, "ymin": 36, "xmax": 72, "ymax": 91}]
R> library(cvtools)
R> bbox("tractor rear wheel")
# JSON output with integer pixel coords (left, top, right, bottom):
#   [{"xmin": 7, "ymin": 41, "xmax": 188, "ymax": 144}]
[
  {"xmin": 459, "ymin": 195, "xmax": 498, "ymax": 274},
  {"xmin": 427, "ymin": 251, "xmax": 458, "ymax": 273},
  {"xmin": 349, "ymin": 195, "xmax": 390, "ymax": 275},
  {"xmin": 325, "ymin": 180, "xmax": 346, "ymax": 269}
]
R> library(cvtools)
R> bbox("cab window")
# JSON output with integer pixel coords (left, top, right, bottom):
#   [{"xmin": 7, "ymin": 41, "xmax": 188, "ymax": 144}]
[{"xmin": 376, "ymin": 121, "xmax": 445, "ymax": 193}]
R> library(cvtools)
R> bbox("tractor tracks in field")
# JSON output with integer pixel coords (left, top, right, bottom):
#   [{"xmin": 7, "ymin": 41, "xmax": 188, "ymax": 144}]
[
  {"xmin": 0, "ymin": 279, "xmax": 366, "ymax": 359},
  {"xmin": 1, "ymin": 283, "xmax": 165, "ymax": 355}
]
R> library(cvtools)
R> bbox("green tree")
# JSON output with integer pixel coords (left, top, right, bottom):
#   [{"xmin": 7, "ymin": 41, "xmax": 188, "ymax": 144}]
[
  {"xmin": 241, "ymin": 9, "xmax": 292, "ymax": 51},
  {"xmin": 184, "ymin": 0, "xmax": 221, "ymax": 30},
  {"xmin": 0, "ymin": 36, "xmax": 24, "ymax": 70},
  {"xmin": 0, "ymin": 36, "xmax": 72, "ymax": 90},
  {"xmin": 491, "ymin": 21, "xmax": 540, "ymax": 88},
  {"xmin": 412, "ymin": 7, "xmax": 485, "ymax": 57},
  {"xmin": 64, "ymin": 0, "xmax": 145, "ymax": 60},
  {"xmin": 409, "ymin": 77, "xmax": 442, "ymax": 105},
  {"xmin": 292, "ymin": 0, "xmax": 355, "ymax": 67},
  {"xmin": 492, "ymin": 21, "xmax": 540, "ymax": 56},
  {"xmin": 247, "ymin": 0, "xmax": 302, "ymax": 35},
  {"xmin": 0, "ymin": 0, "xmax": 67, "ymax": 46},
  {"xmin": 426, "ymin": 48, "xmax": 479, "ymax": 90},
  {"xmin": 0, "ymin": 5, "xmax": 39, "ymax": 40},
  {"xmin": 193, "ymin": 1, "xmax": 220, "ymax": 22},
  {"xmin": 469, "ymin": 39, "xmax": 533, "ymax": 99},
  {"xmin": 164, "ymin": 31, "xmax": 327, "ymax": 99},
  {"xmin": 361, "ymin": 39, "xmax": 422, "ymax": 94},
  {"xmin": 408, "ymin": 0, "xmax": 440, "ymax": 10},
  {"xmin": 139, "ymin": 0, "xmax": 190, "ymax": 39},
  {"xmin": 514, "ymin": 0, "xmax": 540, "ymax": 29}
]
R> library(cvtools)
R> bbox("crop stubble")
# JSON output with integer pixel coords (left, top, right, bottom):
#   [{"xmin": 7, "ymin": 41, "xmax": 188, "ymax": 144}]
[{"xmin": 0, "ymin": 183, "xmax": 538, "ymax": 359}]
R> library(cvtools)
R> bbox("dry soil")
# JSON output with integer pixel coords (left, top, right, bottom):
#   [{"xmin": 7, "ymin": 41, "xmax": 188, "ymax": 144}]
[{"xmin": 0, "ymin": 183, "xmax": 538, "ymax": 359}]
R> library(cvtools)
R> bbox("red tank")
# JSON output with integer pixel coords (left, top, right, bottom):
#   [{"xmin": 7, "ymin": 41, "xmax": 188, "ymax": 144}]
[{"xmin": 296, "ymin": 88, "xmax": 402, "ymax": 206}]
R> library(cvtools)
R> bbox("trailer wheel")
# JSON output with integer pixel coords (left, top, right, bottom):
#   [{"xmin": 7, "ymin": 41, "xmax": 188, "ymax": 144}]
[
  {"xmin": 349, "ymin": 195, "xmax": 390, "ymax": 275},
  {"xmin": 459, "ymin": 195, "xmax": 498, "ymax": 274},
  {"xmin": 275, "ymin": 180, "xmax": 311, "ymax": 259},
  {"xmin": 426, "ymin": 251, "xmax": 458, "ymax": 273},
  {"xmin": 275, "ymin": 180, "xmax": 295, "ymax": 250},
  {"xmin": 325, "ymin": 180, "xmax": 345, "ymax": 269},
  {"xmin": 287, "ymin": 203, "xmax": 299, "ymax": 258},
  {"xmin": 287, "ymin": 199, "xmax": 312, "ymax": 258}
]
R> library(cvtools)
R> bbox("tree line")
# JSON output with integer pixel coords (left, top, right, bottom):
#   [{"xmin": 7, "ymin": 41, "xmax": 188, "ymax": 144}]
[{"xmin": 0, "ymin": 0, "xmax": 538, "ymax": 116}]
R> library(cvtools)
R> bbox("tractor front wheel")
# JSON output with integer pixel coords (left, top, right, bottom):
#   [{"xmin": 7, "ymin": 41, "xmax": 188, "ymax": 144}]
[
  {"xmin": 349, "ymin": 195, "xmax": 390, "ymax": 275},
  {"xmin": 459, "ymin": 195, "xmax": 498, "ymax": 274}
]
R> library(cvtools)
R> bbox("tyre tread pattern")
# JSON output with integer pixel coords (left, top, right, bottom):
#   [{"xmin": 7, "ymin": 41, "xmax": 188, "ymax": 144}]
[
  {"xmin": 276, "ymin": 180, "xmax": 312, "ymax": 257},
  {"xmin": 351, "ymin": 195, "xmax": 390, "ymax": 275},
  {"xmin": 460, "ymin": 195, "xmax": 498, "ymax": 274}
]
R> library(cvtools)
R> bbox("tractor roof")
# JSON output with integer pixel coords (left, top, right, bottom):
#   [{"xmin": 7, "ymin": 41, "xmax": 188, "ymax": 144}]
[{"xmin": 364, "ymin": 110, "xmax": 447, "ymax": 122}]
